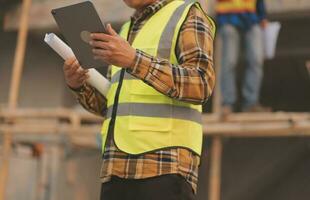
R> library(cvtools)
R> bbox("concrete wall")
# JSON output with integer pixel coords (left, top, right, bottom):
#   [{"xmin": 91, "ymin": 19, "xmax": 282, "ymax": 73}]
[{"xmin": 0, "ymin": 31, "xmax": 76, "ymax": 108}]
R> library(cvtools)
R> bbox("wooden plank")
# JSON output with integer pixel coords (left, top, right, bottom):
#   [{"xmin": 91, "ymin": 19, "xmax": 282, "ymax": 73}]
[
  {"xmin": 204, "ymin": 121, "xmax": 310, "ymax": 137},
  {"xmin": 1, "ymin": 108, "xmax": 310, "ymax": 123},
  {"xmin": 266, "ymin": 0, "xmax": 310, "ymax": 13},
  {"xmin": 212, "ymin": 35, "xmax": 222, "ymax": 114},
  {"xmin": 4, "ymin": 0, "xmax": 132, "ymax": 31},
  {"xmin": 5, "ymin": 134, "xmax": 97, "ymax": 148},
  {"xmin": 0, "ymin": 0, "xmax": 32, "ymax": 199},
  {"xmin": 0, "ymin": 108, "xmax": 103, "ymax": 122},
  {"xmin": 1, "ymin": 110, "xmax": 310, "ymax": 135},
  {"xmin": 7, "ymin": 0, "xmax": 32, "ymax": 109},
  {"xmin": 1, "ymin": 120, "xmax": 310, "ymax": 137},
  {"xmin": 4, "ymin": 0, "xmax": 310, "ymax": 30},
  {"xmin": 202, "ymin": 112, "xmax": 310, "ymax": 123},
  {"xmin": 0, "ymin": 124, "xmax": 101, "ymax": 135},
  {"xmin": 208, "ymin": 137, "xmax": 223, "ymax": 200}
]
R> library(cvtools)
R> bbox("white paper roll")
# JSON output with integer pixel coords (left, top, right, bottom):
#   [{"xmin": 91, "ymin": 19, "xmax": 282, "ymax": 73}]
[
  {"xmin": 263, "ymin": 22, "xmax": 281, "ymax": 60},
  {"xmin": 87, "ymin": 68, "xmax": 110, "ymax": 96},
  {"xmin": 44, "ymin": 33, "xmax": 110, "ymax": 96},
  {"xmin": 44, "ymin": 33, "xmax": 74, "ymax": 60}
]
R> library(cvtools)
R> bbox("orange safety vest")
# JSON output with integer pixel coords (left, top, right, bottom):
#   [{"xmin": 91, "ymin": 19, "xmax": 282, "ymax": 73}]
[{"xmin": 216, "ymin": 0, "xmax": 257, "ymax": 14}]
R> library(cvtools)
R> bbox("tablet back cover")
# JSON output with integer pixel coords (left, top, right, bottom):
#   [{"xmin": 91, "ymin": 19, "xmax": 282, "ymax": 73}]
[{"xmin": 52, "ymin": 1, "xmax": 107, "ymax": 69}]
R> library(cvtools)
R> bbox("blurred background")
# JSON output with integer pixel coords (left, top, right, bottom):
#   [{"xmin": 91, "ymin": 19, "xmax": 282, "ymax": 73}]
[{"xmin": 0, "ymin": 0, "xmax": 310, "ymax": 200}]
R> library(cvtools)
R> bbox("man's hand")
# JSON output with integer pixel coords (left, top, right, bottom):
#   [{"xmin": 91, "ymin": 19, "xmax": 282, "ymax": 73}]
[
  {"xmin": 90, "ymin": 24, "xmax": 136, "ymax": 68},
  {"xmin": 63, "ymin": 58, "xmax": 89, "ymax": 90}
]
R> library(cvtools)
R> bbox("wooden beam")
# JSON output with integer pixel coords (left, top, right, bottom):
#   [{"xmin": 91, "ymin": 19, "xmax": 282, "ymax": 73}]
[
  {"xmin": 208, "ymin": 137, "xmax": 223, "ymax": 200},
  {"xmin": 1, "ymin": 118, "xmax": 310, "ymax": 137},
  {"xmin": 203, "ymin": 112, "xmax": 310, "ymax": 123},
  {"xmin": 0, "ymin": 108, "xmax": 103, "ymax": 122},
  {"xmin": 1, "ymin": 108, "xmax": 309, "ymax": 123},
  {"xmin": 1, "ymin": 109, "xmax": 310, "ymax": 138},
  {"xmin": 0, "ymin": 124, "xmax": 101, "ymax": 135},
  {"xmin": 204, "ymin": 121, "xmax": 310, "ymax": 137},
  {"xmin": 3, "ymin": 0, "xmax": 132, "ymax": 31},
  {"xmin": 0, "ymin": 0, "xmax": 32, "ymax": 199},
  {"xmin": 212, "ymin": 34, "xmax": 222, "ymax": 114}
]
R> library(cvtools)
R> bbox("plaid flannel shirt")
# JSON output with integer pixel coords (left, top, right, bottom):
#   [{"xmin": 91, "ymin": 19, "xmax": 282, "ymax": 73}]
[{"xmin": 72, "ymin": 0, "xmax": 215, "ymax": 193}]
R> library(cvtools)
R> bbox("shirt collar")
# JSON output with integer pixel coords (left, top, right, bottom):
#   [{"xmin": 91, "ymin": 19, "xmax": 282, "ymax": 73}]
[{"xmin": 131, "ymin": 0, "xmax": 174, "ymax": 23}]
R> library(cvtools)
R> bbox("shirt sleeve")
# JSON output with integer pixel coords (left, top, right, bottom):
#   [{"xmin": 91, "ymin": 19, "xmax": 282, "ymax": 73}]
[
  {"xmin": 126, "ymin": 6, "xmax": 215, "ymax": 105},
  {"xmin": 256, "ymin": 0, "xmax": 267, "ymax": 21},
  {"xmin": 70, "ymin": 67, "xmax": 111, "ymax": 117}
]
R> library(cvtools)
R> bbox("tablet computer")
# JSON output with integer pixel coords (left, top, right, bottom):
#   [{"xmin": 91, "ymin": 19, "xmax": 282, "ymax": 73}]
[{"xmin": 51, "ymin": 1, "xmax": 106, "ymax": 69}]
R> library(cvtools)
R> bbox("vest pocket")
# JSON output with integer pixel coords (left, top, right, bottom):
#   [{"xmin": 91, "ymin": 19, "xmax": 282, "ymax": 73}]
[{"xmin": 129, "ymin": 86, "xmax": 173, "ymax": 132}]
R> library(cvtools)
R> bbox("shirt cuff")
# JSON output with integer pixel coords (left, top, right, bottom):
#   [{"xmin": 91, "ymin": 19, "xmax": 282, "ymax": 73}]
[
  {"xmin": 68, "ymin": 84, "xmax": 87, "ymax": 94},
  {"xmin": 126, "ymin": 49, "xmax": 152, "ymax": 80}
]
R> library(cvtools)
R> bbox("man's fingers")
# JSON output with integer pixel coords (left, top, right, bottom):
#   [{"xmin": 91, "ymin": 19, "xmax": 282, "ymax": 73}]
[
  {"xmin": 64, "ymin": 60, "xmax": 79, "ymax": 71},
  {"xmin": 92, "ymin": 49, "xmax": 111, "ymax": 63},
  {"xmin": 64, "ymin": 58, "xmax": 76, "ymax": 70},
  {"xmin": 83, "ymin": 69, "xmax": 89, "ymax": 75},
  {"xmin": 71, "ymin": 60, "xmax": 80, "ymax": 71},
  {"xmin": 89, "ymin": 40, "xmax": 110, "ymax": 50},
  {"xmin": 91, "ymin": 33, "xmax": 114, "ymax": 42},
  {"xmin": 66, "ymin": 61, "xmax": 80, "ymax": 76},
  {"xmin": 76, "ymin": 67, "xmax": 89, "ymax": 77},
  {"xmin": 71, "ymin": 70, "xmax": 84, "ymax": 81},
  {"xmin": 92, "ymin": 49, "xmax": 111, "ymax": 57},
  {"xmin": 78, "ymin": 74, "xmax": 89, "ymax": 82},
  {"xmin": 71, "ymin": 68, "xmax": 86, "ymax": 80},
  {"xmin": 64, "ymin": 57, "xmax": 76, "ymax": 66},
  {"xmin": 76, "ymin": 67, "xmax": 84, "ymax": 74},
  {"xmin": 106, "ymin": 23, "xmax": 118, "ymax": 36}
]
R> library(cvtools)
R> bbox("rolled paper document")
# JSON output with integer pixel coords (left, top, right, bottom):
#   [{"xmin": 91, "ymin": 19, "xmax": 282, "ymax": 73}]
[
  {"xmin": 263, "ymin": 22, "xmax": 281, "ymax": 60},
  {"xmin": 44, "ymin": 33, "xmax": 110, "ymax": 96}
]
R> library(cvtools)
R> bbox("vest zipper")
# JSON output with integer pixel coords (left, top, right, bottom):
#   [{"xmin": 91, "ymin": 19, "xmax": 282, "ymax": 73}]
[{"xmin": 105, "ymin": 22, "xmax": 132, "ymax": 144}]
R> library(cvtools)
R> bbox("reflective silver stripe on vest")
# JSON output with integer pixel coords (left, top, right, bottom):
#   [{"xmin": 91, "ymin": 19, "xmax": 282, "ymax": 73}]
[
  {"xmin": 106, "ymin": 103, "xmax": 202, "ymax": 124},
  {"xmin": 157, "ymin": 0, "xmax": 193, "ymax": 59}
]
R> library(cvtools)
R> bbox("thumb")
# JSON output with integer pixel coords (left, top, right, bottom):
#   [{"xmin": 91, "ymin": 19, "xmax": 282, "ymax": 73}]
[{"xmin": 106, "ymin": 23, "xmax": 117, "ymax": 36}]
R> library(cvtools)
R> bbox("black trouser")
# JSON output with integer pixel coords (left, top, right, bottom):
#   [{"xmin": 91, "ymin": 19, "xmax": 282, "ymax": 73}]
[{"xmin": 100, "ymin": 174, "xmax": 196, "ymax": 200}]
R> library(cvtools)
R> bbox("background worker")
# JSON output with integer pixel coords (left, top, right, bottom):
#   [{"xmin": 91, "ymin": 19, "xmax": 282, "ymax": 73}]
[
  {"xmin": 62, "ymin": 0, "xmax": 215, "ymax": 200},
  {"xmin": 216, "ymin": 0, "xmax": 267, "ymax": 114}
]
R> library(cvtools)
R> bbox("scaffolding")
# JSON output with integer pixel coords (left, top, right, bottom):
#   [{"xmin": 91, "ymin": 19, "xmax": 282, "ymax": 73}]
[{"xmin": 1, "ymin": 0, "xmax": 310, "ymax": 200}]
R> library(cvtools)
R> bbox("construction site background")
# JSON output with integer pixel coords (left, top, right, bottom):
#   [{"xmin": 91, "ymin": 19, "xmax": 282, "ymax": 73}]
[{"xmin": 0, "ymin": 0, "xmax": 310, "ymax": 200}]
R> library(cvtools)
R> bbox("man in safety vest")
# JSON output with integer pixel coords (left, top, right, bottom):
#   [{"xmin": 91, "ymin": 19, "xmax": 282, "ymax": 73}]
[
  {"xmin": 63, "ymin": 0, "xmax": 215, "ymax": 199},
  {"xmin": 216, "ymin": 0, "xmax": 268, "ymax": 115}
]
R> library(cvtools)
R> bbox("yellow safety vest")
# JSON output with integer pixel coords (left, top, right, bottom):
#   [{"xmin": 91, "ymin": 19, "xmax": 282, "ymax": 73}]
[
  {"xmin": 216, "ymin": 0, "xmax": 256, "ymax": 14},
  {"xmin": 101, "ymin": 0, "xmax": 215, "ymax": 156}
]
